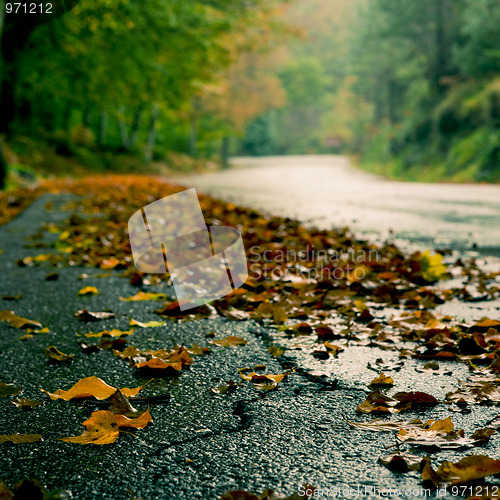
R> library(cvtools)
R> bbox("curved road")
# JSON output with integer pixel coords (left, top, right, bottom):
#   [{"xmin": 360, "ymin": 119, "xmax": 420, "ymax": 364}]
[{"xmin": 174, "ymin": 155, "xmax": 500, "ymax": 256}]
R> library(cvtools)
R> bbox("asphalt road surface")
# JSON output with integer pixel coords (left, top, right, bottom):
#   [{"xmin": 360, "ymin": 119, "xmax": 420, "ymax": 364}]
[{"xmin": 175, "ymin": 155, "xmax": 500, "ymax": 256}]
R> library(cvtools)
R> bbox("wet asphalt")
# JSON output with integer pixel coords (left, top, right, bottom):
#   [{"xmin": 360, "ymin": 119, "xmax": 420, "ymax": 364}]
[{"xmin": 0, "ymin": 194, "xmax": 500, "ymax": 499}]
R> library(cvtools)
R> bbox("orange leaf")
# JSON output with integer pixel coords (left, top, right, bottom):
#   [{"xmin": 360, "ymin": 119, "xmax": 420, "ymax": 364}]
[
  {"xmin": 41, "ymin": 376, "xmax": 142, "ymax": 400},
  {"xmin": 61, "ymin": 410, "xmax": 119, "ymax": 445}
]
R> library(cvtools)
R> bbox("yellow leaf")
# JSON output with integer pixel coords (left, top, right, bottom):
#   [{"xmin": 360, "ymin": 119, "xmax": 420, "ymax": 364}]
[
  {"xmin": 41, "ymin": 376, "xmax": 142, "ymax": 401},
  {"xmin": 129, "ymin": 318, "xmax": 166, "ymax": 328},
  {"xmin": 0, "ymin": 310, "xmax": 42, "ymax": 329},
  {"xmin": 78, "ymin": 286, "xmax": 99, "ymax": 296},
  {"xmin": 419, "ymin": 250, "xmax": 447, "ymax": 282},
  {"xmin": 84, "ymin": 328, "xmax": 133, "ymax": 338},
  {"xmin": 115, "ymin": 410, "xmax": 153, "ymax": 429},
  {"xmin": 119, "ymin": 291, "xmax": 167, "ymax": 302},
  {"xmin": 369, "ymin": 373, "xmax": 394, "ymax": 388},
  {"xmin": 61, "ymin": 410, "xmax": 119, "ymax": 445}
]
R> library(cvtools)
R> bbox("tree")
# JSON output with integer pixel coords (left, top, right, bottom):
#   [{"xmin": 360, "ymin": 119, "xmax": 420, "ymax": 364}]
[{"xmin": 0, "ymin": 0, "xmax": 79, "ymax": 188}]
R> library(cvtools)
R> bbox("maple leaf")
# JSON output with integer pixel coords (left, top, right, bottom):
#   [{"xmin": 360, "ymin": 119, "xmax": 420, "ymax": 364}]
[
  {"xmin": 61, "ymin": 410, "xmax": 119, "ymax": 445},
  {"xmin": 0, "ymin": 310, "xmax": 42, "ymax": 329},
  {"xmin": 41, "ymin": 376, "xmax": 142, "ymax": 400}
]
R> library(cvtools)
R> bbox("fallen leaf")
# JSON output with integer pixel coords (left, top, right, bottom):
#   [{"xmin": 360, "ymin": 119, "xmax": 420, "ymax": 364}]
[
  {"xmin": 84, "ymin": 328, "xmax": 133, "ymax": 338},
  {"xmin": 45, "ymin": 346, "xmax": 73, "ymax": 363},
  {"xmin": 78, "ymin": 286, "xmax": 99, "ymax": 296},
  {"xmin": 212, "ymin": 336, "xmax": 247, "ymax": 347},
  {"xmin": 268, "ymin": 345, "xmax": 284, "ymax": 358},
  {"xmin": 397, "ymin": 417, "xmax": 487, "ymax": 449},
  {"xmin": 0, "ymin": 310, "xmax": 42, "ymax": 329},
  {"xmin": 129, "ymin": 318, "xmax": 166, "ymax": 328},
  {"xmin": 186, "ymin": 344, "xmax": 211, "ymax": 356},
  {"xmin": 114, "ymin": 410, "xmax": 153, "ymax": 429},
  {"xmin": 75, "ymin": 309, "xmax": 115, "ymax": 321},
  {"xmin": 11, "ymin": 398, "xmax": 43, "ymax": 409},
  {"xmin": 369, "ymin": 373, "xmax": 394, "ymax": 388},
  {"xmin": 0, "ymin": 382, "xmax": 21, "ymax": 398},
  {"xmin": 1, "ymin": 294, "xmax": 22, "ymax": 300},
  {"xmin": 0, "ymin": 434, "xmax": 41, "ymax": 444},
  {"xmin": 379, "ymin": 452, "xmax": 424, "ymax": 472},
  {"xmin": 239, "ymin": 368, "xmax": 289, "ymax": 390},
  {"xmin": 422, "ymin": 455, "xmax": 500, "ymax": 487},
  {"xmin": 108, "ymin": 390, "xmax": 144, "ymax": 418},
  {"xmin": 61, "ymin": 410, "xmax": 119, "ymax": 445},
  {"xmin": 41, "ymin": 376, "xmax": 142, "ymax": 400},
  {"xmin": 210, "ymin": 381, "xmax": 239, "ymax": 395},
  {"xmin": 120, "ymin": 291, "xmax": 167, "ymax": 301},
  {"xmin": 324, "ymin": 342, "xmax": 344, "ymax": 357}
]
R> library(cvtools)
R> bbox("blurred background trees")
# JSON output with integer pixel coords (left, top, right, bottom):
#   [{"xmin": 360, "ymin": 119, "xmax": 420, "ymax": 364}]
[{"xmin": 1, "ymin": 0, "xmax": 500, "ymax": 187}]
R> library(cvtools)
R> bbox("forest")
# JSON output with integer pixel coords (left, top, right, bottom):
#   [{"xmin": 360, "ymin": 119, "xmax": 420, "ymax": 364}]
[{"xmin": 1, "ymin": 0, "xmax": 500, "ymax": 186}]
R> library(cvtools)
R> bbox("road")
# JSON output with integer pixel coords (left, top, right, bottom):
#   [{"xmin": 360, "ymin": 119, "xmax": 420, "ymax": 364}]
[{"xmin": 175, "ymin": 155, "xmax": 500, "ymax": 255}]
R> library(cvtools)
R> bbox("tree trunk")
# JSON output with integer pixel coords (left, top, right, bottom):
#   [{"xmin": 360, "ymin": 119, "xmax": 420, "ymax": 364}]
[
  {"xmin": 145, "ymin": 103, "xmax": 159, "ymax": 161},
  {"xmin": 189, "ymin": 115, "xmax": 198, "ymax": 157},
  {"xmin": 433, "ymin": 0, "xmax": 446, "ymax": 97},
  {"xmin": 128, "ymin": 105, "xmax": 143, "ymax": 149},
  {"xmin": 0, "ymin": 138, "xmax": 7, "ymax": 190},
  {"xmin": 97, "ymin": 110, "xmax": 107, "ymax": 147},
  {"xmin": 118, "ymin": 106, "xmax": 130, "ymax": 150},
  {"xmin": 220, "ymin": 136, "xmax": 230, "ymax": 169},
  {"xmin": 62, "ymin": 102, "xmax": 72, "ymax": 132},
  {"xmin": 83, "ymin": 107, "xmax": 93, "ymax": 128}
]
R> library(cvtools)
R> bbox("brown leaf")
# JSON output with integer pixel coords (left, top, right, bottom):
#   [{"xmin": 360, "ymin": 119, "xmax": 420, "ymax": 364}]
[
  {"xmin": 0, "ymin": 310, "xmax": 42, "ymax": 329},
  {"xmin": 45, "ymin": 346, "xmax": 73, "ymax": 363},
  {"xmin": 379, "ymin": 452, "xmax": 424, "ymax": 472},
  {"xmin": 422, "ymin": 455, "xmax": 500, "ymax": 487},
  {"xmin": 75, "ymin": 309, "xmax": 116, "ymax": 322},
  {"xmin": 11, "ymin": 398, "xmax": 43, "ymax": 409},
  {"xmin": 324, "ymin": 342, "xmax": 344, "ymax": 357},
  {"xmin": 0, "ymin": 382, "xmax": 22, "ymax": 398},
  {"xmin": 108, "ymin": 390, "xmax": 144, "ymax": 418}
]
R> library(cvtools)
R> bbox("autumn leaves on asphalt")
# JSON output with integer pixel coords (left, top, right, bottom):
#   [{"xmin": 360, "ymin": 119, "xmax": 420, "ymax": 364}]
[{"xmin": 1, "ymin": 176, "xmax": 500, "ymax": 498}]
